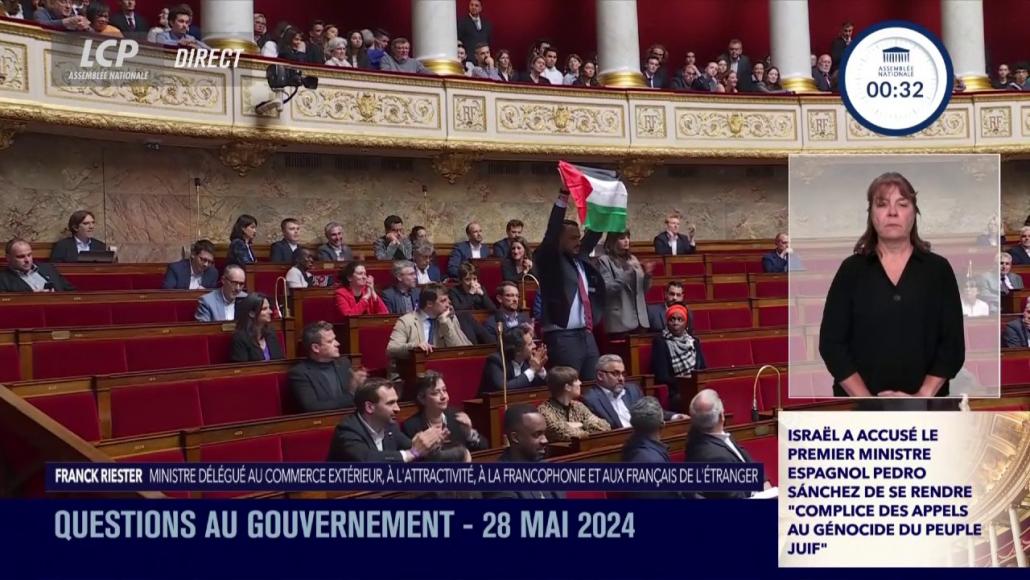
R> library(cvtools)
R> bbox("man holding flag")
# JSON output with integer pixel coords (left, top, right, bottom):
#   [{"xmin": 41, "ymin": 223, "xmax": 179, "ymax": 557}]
[{"xmin": 534, "ymin": 161, "xmax": 626, "ymax": 381}]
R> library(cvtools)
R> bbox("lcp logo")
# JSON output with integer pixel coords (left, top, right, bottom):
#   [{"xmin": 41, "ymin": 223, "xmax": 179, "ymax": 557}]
[{"xmin": 79, "ymin": 38, "xmax": 139, "ymax": 67}]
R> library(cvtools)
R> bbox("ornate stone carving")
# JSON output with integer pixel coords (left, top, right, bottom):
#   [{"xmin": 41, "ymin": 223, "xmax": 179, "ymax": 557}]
[
  {"xmin": 676, "ymin": 110, "xmax": 796, "ymax": 140},
  {"xmin": 980, "ymin": 107, "xmax": 1011, "ymax": 139},
  {"xmin": 49, "ymin": 60, "xmax": 223, "ymax": 112},
  {"xmin": 0, "ymin": 41, "xmax": 28, "ymax": 92},
  {"xmin": 1023, "ymin": 106, "xmax": 1030, "ymax": 134},
  {"xmin": 217, "ymin": 141, "xmax": 277, "ymax": 176},
  {"xmin": 634, "ymin": 106, "xmax": 666, "ymax": 139},
  {"xmin": 452, "ymin": 95, "xmax": 486, "ymax": 132},
  {"xmin": 293, "ymin": 88, "xmax": 439, "ymax": 128},
  {"xmin": 432, "ymin": 152, "xmax": 478, "ymax": 184},
  {"xmin": 618, "ymin": 158, "xmax": 660, "ymax": 186},
  {"xmin": 806, "ymin": 110, "xmax": 837, "ymax": 141},
  {"xmin": 496, "ymin": 100, "xmax": 623, "ymax": 136},
  {"xmin": 847, "ymin": 110, "xmax": 968, "ymax": 140},
  {"xmin": 0, "ymin": 120, "xmax": 25, "ymax": 150},
  {"xmin": 241, "ymin": 76, "xmax": 280, "ymax": 118}
]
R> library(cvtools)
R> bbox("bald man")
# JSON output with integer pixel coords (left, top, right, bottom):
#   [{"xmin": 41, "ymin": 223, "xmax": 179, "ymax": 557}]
[
  {"xmin": 685, "ymin": 389, "xmax": 767, "ymax": 499},
  {"xmin": 447, "ymin": 221, "xmax": 493, "ymax": 278}
]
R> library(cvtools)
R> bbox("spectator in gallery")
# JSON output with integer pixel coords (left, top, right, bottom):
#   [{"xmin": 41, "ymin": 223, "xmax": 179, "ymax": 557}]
[
  {"xmin": 959, "ymin": 280, "xmax": 988, "ymax": 318},
  {"xmin": 541, "ymin": 47, "xmax": 563, "ymax": 85},
  {"xmin": 317, "ymin": 222, "xmax": 353, "ymax": 262},
  {"xmin": 409, "ymin": 225, "xmax": 429, "ymax": 246},
  {"xmin": 1003, "ymin": 299, "xmax": 1030, "ymax": 348},
  {"xmin": 34, "ymin": 0, "xmax": 89, "ymax": 30},
  {"xmin": 448, "ymin": 221, "xmax": 493, "ymax": 278},
  {"xmin": 365, "ymin": 28, "xmax": 390, "ymax": 70},
  {"xmin": 647, "ymin": 280, "xmax": 694, "ymax": 333},
  {"xmin": 686, "ymin": 389, "xmax": 765, "ymax": 499},
  {"xmin": 413, "ymin": 242, "xmax": 442, "ymax": 284},
  {"xmin": 537, "ymin": 366, "xmax": 611, "ymax": 443},
  {"xmin": 194, "ymin": 265, "xmax": 247, "ymax": 322},
  {"xmin": 644, "ymin": 44, "xmax": 669, "ymax": 87},
  {"xmin": 285, "ymin": 248, "xmax": 316, "ymax": 289},
  {"xmin": 270, "ymin": 218, "xmax": 302, "ymax": 263},
  {"xmin": 992, "ymin": 64, "xmax": 1012, "ymax": 89},
  {"xmin": 260, "ymin": 21, "xmax": 289, "ymax": 57},
  {"xmin": 653, "ymin": 211, "xmax": 695, "ymax": 255},
  {"xmin": 277, "ymin": 27, "xmax": 313, "ymax": 64},
  {"xmin": 155, "ymin": 3, "xmax": 208, "ymax": 49},
  {"xmin": 746, "ymin": 62, "xmax": 767, "ymax": 92},
  {"xmin": 252, "ymin": 12, "xmax": 269, "ymax": 48},
  {"xmin": 470, "ymin": 42, "xmax": 500, "ymax": 80},
  {"xmin": 226, "ymin": 214, "xmax": 257, "ymax": 268},
  {"xmin": 522, "ymin": 55, "xmax": 551, "ymax": 85},
  {"xmin": 343, "ymin": 30, "xmax": 370, "ymax": 69},
  {"xmin": 670, "ymin": 64, "xmax": 700, "ymax": 91},
  {"xmin": 374, "ymin": 215, "xmax": 413, "ymax": 260},
  {"xmin": 596, "ymin": 230, "xmax": 654, "ymax": 335},
  {"xmin": 694, "ymin": 61, "xmax": 722, "ymax": 92},
  {"xmin": 1008, "ymin": 226, "xmax": 1030, "ymax": 264},
  {"xmin": 0, "ymin": 0, "xmax": 24, "ymax": 19},
  {"xmin": 720, "ymin": 38, "xmax": 751, "ymax": 86},
  {"xmin": 479, "ymin": 324, "xmax": 547, "ymax": 395},
  {"xmin": 501, "ymin": 236, "xmax": 534, "ymax": 283},
  {"xmin": 324, "ymin": 37, "xmax": 352, "ymax": 67},
  {"xmin": 87, "ymin": 3, "xmax": 123, "ymax": 37},
  {"xmin": 289, "ymin": 321, "xmax": 364, "ymax": 412},
  {"xmin": 0, "ymin": 238, "xmax": 75, "ymax": 293},
  {"xmin": 306, "ymin": 19, "xmax": 327, "ymax": 64},
  {"xmin": 334, "ymin": 260, "xmax": 389, "ymax": 317},
  {"xmin": 324, "ymin": 24, "xmax": 338, "ymax": 44},
  {"xmin": 492, "ymin": 219, "xmax": 524, "ymax": 259},
  {"xmin": 381, "ymin": 260, "xmax": 421, "ymax": 315},
  {"xmin": 109, "ymin": 0, "xmax": 148, "ymax": 37},
  {"xmin": 448, "ymin": 261, "xmax": 497, "ymax": 312},
  {"xmin": 814, "ymin": 54, "xmax": 834, "ymax": 91},
  {"xmin": 386, "ymin": 283, "xmax": 471, "ymax": 377},
  {"xmin": 763, "ymin": 66, "xmax": 785, "ymax": 92},
  {"xmin": 563, "ymin": 53, "xmax": 582, "ymax": 85},
  {"xmin": 456, "ymin": 43, "xmax": 473, "ymax": 75},
  {"xmin": 230, "ymin": 292, "xmax": 284, "ymax": 363},
  {"xmin": 829, "ymin": 21, "xmax": 854, "ymax": 72},
  {"xmin": 651, "ymin": 304, "xmax": 707, "ymax": 410},
  {"xmin": 146, "ymin": 7, "xmax": 169, "ymax": 44},
  {"xmin": 495, "ymin": 49, "xmax": 517, "ymax": 82},
  {"xmin": 722, "ymin": 71, "xmax": 740, "ymax": 94},
  {"xmin": 573, "ymin": 60, "xmax": 600, "ymax": 87},
  {"xmin": 643, "ymin": 55, "xmax": 664, "ymax": 89},
  {"xmin": 762, "ymin": 233, "xmax": 802, "ymax": 273},
  {"xmin": 380, "ymin": 37, "xmax": 429, "ymax": 74},
  {"xmin": 162, "ymin": 239, "xmax": 218, "ymax": 290},
  {"xmin": 51, "ymin": 210, "xmax": 107, "ymax": 262},
  {"xmin": 402, "ymin": 370, "xmax": 488, "ymax": 452},
  {"xmin": 486, "ymin": 405, "xmax": 563, "ymax": 498},
  {"xmin": 457, "ymin": 0, "xmax": 491, "ymax": 59}
]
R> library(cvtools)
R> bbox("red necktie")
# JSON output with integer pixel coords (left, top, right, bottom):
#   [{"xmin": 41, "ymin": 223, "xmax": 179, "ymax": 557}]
[{"xmin": 575, "ymin": 260, "xmax": 593, "ymax": 331}]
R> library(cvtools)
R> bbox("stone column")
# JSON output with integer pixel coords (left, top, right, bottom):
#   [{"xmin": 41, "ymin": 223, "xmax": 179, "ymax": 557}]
[
  {"xmin": 769, "ymin": 0, "xmax": 817, "ymax": 92},
  {"xmin": 596, "ymin": 0, "xmax": 644, "ymax": 88},
  {"xmin": 941, "ymin": 0, "xmax": 990, "ymax": 91},
  {"xmin": 201, "ymin": 0, "xmax": 257, "ymax": 53},
  {"xmin": 966, "ymin": 536, "xmax": 976, "ymax": 567},
  {"xmin": 1010, "ymin": 506, "xmax": 1028, "ymax": 567},
  {"xmin": 412, "ymin": 0, "xmax": 464, "ymax": 76},
  {"xmin": 988, "ymin": 521, "xmax": 1000, "ymax": 567}
]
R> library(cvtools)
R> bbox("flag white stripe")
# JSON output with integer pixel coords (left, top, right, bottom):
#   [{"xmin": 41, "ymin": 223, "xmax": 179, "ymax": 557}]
[{"xmin": 583, "ymin": 173, "xmax": 628, "ymax": 208}]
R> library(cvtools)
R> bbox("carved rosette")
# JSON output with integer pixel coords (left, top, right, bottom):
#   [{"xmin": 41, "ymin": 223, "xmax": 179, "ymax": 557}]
[
  {"xmin": 618, "ymin": 159, "xmax": 660, "ymax": 186},
  {"xmin": 433, "ymin": 152, "xmax": 479, "ymax": 184},
  {"xmin": 218, "ymin": 141, "xmax": 278, "ymax": 176},
  {"xmin": 677, "ymin": 110, "xmax": 795, "ymax": 140},
  {"xmin": 294, "ymin": 88, "xmax": 438, "ymax": 128},
  {"xmin": 0, "ymin": 120, "xmax": 25, "ymax": 150}
]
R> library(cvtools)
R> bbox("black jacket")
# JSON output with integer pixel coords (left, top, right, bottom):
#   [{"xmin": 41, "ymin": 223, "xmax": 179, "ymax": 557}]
[
  {"xmin": 401, "ymin": 408, "xmax": 489, "ymax": 451},
  {"xmin": 0, "ymin": 263, "xmax": 75, "ymax": 293},
  {"xmin": 51, "ymin": 237, "xmax": 106, "ymax": 263},
  {"xmin": 684, "ymin": 429, "xmax": 754, "ymax": 499},
  {"xmin": 456, "ymin": 15, "xmax": 492, "ymax": 57},
  {"xmin": 327, "ymin": 413, "xmax": 410, "ymax": 462},
  {"xmin": 478, "ymin": 352, "xmax": 547, "ymax": 395},
  {"xmin": 623, "ymin": 434, "xmax": 694, "ymax": 499},
  {"xmin": 653, "ymin": 232, "xmax": 695, "ymax": 255},
  {"xmin": 449, "ymin": 287, "xmax": 496, "ymax": 312},
  {"xmin": 229, "ymin": 331, "xmax": 285, "ymax": 363},
  {"xmin": 162, "ymin": 259, "xmax": 218, "ymax": 290},
  {"xmin": 536, "ymin": 201, "xmax": 604, "ymax": 330},
  {"xmin": 109, "ymin": 11, "xmax": 149, "ymax": 37},
  {"xmin": 485, "ymin": 449, "xmax": 565, "ymax": 499},
  {"xmin": 288, "ymin": 358, "xmax": 355, "ymax": 412},
  {"xmin": 269, "ymin": 240, "xmax": 297, "ymax": 263}
]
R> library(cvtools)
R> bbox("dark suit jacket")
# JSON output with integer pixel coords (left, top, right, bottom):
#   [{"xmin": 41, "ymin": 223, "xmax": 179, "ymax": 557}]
[
  {"xmin": 479, "ymin": 352, "xmax": 547, "ymax": 395},
  {"xmin": 622, "ymin": 434, "xmax": 691, "ymax": 498},
  {"xmin": 830, "ymin": 36, "xmax": 850, "ymax": 71},
  {"xmin": 162, "ymin": 259, "xmax": 218, "ymax": 290},
  {"xmin": 582, "ymin": 382, "xmax": 673, "ymax": 429},
  {"xmin": 1003, "ymin": 319, "xmax": 1030, "ymax": 348},
  {"xmin": 317, "ymin": 243, "xmax": 353, "ymax": 262},
  {"xmin": 537, "ymin": 202, "xmax": 604, "ymax": 330},
  {"xmin": 813, "ymin": 68, "xmax": 834, "ymax": 91},
  {"xmin": 501, "ymin": 259, "xmax": 528, "ymax": 283},
  {"xmin": 449, "ymin": 286, "xmax": 496, "ymax": 312},
  {"xmin": 381, "ymin": 286, "xmax": 421, "ymax": 315},
  {"xmin": 685, "ymin": 429, "xmax": 754, "ymax": 499},
  {"xmin": 288, "ymin": 358, "xmax": 355, "ymax": 412},
  {"xmin": 456, "ymin": 15, "xmax": 492, "ymax": 56},
  {"xmin": 327, "ymin": 413, "xmax": 410, "ymax": 462},
  {"xmin": 447, "ymin": 241, "xmax": 493, "ymax": 278},
  {"xmin": 719, "ymin": 55, "xmax": 752, "ymax": 90},
  {"xmin": 269, "ymin": 240, "xmax": 297, "ymax": 263},
  {"xmin": 109, "ymin": 11, "xmax": 149, "ymax": 37},
  {"xmin": 457, "ymin": 310, "xmax": 496, "ymax": 345},
  {"xmin": 643, "ymin": 70, "xmax": 666, "ymax": 89},
  {"xmin": 646, "ymin": 303, "xmax": 695, "ymax": 334},
  {"xmin": 1009, "ymin": 246, "xmax": 1030, "ymax": 265},
  {"xmin": 492, "ymin": 238, "xmax": 511, "ymax": 260},
  {"xmin": 226, "ymin": 239, "xmax": 255, "ymax": 268},
  {"xmin": 401, "ymin": 408, "xmax": 489, "ymax": 451},
  {"xmin": 483, "ymin": 310, "xmax": 531, "ymax": 341},
  {"xmin": 229, "ymin": 331, "xmax": 285, "ymax": 363},
  {"xmin": 653, "ymin": 232, "xmax": 695, "ymax": 255},
  {"xmin": 762, "ymin": 251, "xmax": 788, "ymax": 273},
  {"xmin": 0, "ymin": 264, "xmax": 75, "ymax": 293},
  {"xmin": 416, "ymin": 264, "xmax": 443, "ymax": 283},
  {"xmin": 485, "ymin": 449, "xmax": 565, "ymax": 499},
  {"xmin": 50, "ymin": 237, "xmax": 106, "ymax": 262}
]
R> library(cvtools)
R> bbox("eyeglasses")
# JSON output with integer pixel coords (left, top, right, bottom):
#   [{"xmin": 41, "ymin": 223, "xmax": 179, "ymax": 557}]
[
  {"xmin": 599, "ymin": 369, "xmax": 625, "ymax": 376},
  {"xmin": 225, "ymin": 279, "xmax": 246, "ymax": 287}
]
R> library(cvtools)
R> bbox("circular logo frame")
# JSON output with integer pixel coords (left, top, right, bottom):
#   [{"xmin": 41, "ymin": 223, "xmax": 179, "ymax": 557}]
[{"xmin": 839, "ymin": 20, "xmax": 954, "ymax": 137}]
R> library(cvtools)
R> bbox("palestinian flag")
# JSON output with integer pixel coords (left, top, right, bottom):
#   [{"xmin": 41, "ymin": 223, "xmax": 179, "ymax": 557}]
[{"xmin": 557, "ymin": 160, "xmax": 628, "ymax": 232}]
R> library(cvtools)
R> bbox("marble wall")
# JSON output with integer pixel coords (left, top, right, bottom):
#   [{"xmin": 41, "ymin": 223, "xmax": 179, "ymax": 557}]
[{"xmin": 1, "ymin": 133, "xmax": 1027, "ymax": 263}]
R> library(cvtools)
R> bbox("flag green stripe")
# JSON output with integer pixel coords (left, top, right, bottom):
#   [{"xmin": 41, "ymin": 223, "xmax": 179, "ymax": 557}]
[{"xmin": 585, "ymin": 201, "xmax": 627, "ymax": 232}]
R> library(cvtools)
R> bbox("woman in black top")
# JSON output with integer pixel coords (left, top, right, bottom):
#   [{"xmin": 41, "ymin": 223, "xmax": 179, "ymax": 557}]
[
  {"xmin": 230, "ymin": 293, "xmax": 284, "ymax": 363},
  {"xmin": 402, "ymin": 371, "xmax": 488, "ymax": 451},
  {"xmin": 819, "ymin": 172, "xmax": 964, "ymax": 399},
  {"xmin": 448, "ymin": 261, "xmax": 496, "ymax": 311},
  {"xmin": 572, "ymin": 60, "xmax": 601, "ymax": 87},
  {"xmin": 344, "ymin": 29, "xmax": 370, "ymax": 68},
  {"xmin": 227, "ymin": 214, "xmax": 257, "ymax": 268},
  {"xmin": 501, "ymin": 236, "xmax": 534, "ymax": 282}
]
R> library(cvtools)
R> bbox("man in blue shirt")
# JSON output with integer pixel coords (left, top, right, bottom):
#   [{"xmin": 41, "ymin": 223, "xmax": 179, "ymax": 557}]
[{"xmin": 155, "ymin": 4, "xmax": 209, "ymax": 49}]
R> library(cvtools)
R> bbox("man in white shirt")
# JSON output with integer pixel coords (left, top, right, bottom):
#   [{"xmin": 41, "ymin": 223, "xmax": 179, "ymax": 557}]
[
  {"xmin": 686, "ymin": 389, "xmax": 772, "ymax": 498},
  {"xmin": 582, "ymin": 354, "xmax": 686, "ymax": 428},
  {"xmin": 162, "ymin": 239, "xmax": 218, "ymax": 290},
  {"xmin": 541, "ymin": 47, "xmax": 563, "ymax": 85},
  {"xmin": 413, "ymin": 242, "xmax": 440, "ymax": 284},
  {"xmin": 317, "ymin": 222, "xmax": 353, "ymax": 262},
  {"xmin": 447, "ymin": 221, "xmax": 492, "ymax": 278},
  {"xmin": 0, "ymin": 238, "xmax": 75, "ymax": 293},
  {"xmin": 653, "ymin": 212, "xmax": 695, "ymax": 255},
  {"xmin": 194, "ymin": 265, "xmax": 247, "ymax": 322}
]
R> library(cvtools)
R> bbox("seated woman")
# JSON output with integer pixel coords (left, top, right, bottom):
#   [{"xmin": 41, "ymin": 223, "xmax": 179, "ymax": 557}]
[
  {"xmin": 286, "ymin": 247, "xmax": 315, "ymax": 289},
  {"xmin": 501, "ymin": 236, "xmax": 534, "ymax": 283},
  {"xmin": 51, "ymin": 210, "xmax": 107, "ymax": 262},
  {"xmin": 334, "ymin": 260, "xmax": 388, "ymax": 317},
  {"xmin": 651, "ymin": 304, "xmax": 706, "ymax": 411},
  {"xmin": 230, "ymin": 293, "xmax": 284, "ymax": 362},
  {"xmin": 226, "ymin": 214, "xmax": 257, "ymax": 268},
  {"xmin": 402, "ymin": 370, "xmax": 488, "ymax": 452},
  {"xmin": 448, "ymin": 262, "xmax": 496, "ymax": 311},
  {"xmin": 537, "ymin": 366, "xmax": 610, "ymax": 442}
]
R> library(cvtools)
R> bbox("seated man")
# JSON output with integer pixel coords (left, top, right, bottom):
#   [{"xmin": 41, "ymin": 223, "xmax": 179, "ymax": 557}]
[
  {"xmin": 479, "ymin": 325, "xmax": 547, "ymax": 395},
  {"xmin": 537, "ymin": 366, "xmax": 610, "ymax": 442},
  {"xmin": 163, "ymin": 239, "xmax": 218, "ymax": 290},
  {"xmin": 194, "ymin": 265, "xmax": 247, "ymax": 322},
  {"xmin": 34, "ymin": 0, "xmax": 89, "ymax": 30},
  {"xmin": 647, "ymin": 281, "xmax": 694, "ymax": 333},
  {"xmin": 486, "ymin": 404, "xmax": 564, "ymax": 498},
  {"xmin": 492, "ymin": 219, "xmax": 524, "ymax": 259},
  {"xmin": 1003, "ymin": 299, "xmax": 1030, "ymax": 348},
  {"xmin": 386, "ymin": 284, "xmax": 471, "ymax": 378},
  {"xmin": 154, "ymin": 3, "xmax": 209, "ymax": 48},
  {"xmin": 317, "ymin": 222, "xmax": 353, "ymax": 262},
  {"xmin": 289, "ymin": 321, "xmax": 365, "ymax": 412},
  {"xmin": 484, "ymin": 281, "xmax": 532, "ymax": 340},
  {"xmin": 0, "ymin": 238, "xmax": 75, "ymax": 293},
  {"xmin": 762, "ymin": 233, "xmax": 802, "ymax": 273},
  {"xmin": 982, "ymin": 252, "xmax": 1025, "ymax": 314},
  {"xmin": 326, "ymin": 378, "xmax": 455, "ymax": 462},
  {"xmin": 413, "ymin": 242, "xmax": 442, "ymax": 284},
  {"xmin": 623, "ymin": 396, "xmax": 692, "ymax": 498},
  {"xmin": 653, "ymin": 212, "xmax": 695, "ymax": 255},
  {"xmin": 269, "ymin": 218, "xmax": 302, "ymax": 263},
  {"xmin": 381, "ymin": 260, "xmax": 421, "ymax": 315},
  {"xmin": 1010, "ymin": 227, "xmax": 1030, "ymax": 265},
  {"xmin": 373, "ymin": 215, "xmax": 412, "ymax": 261},
  {"xmin": 686, "ymin": 388, "xmax": 768, "ymax": 499},
  {"xmin": 447, "ymin": 221, "xmax": 492, "ymax": 279},
  {"xmin": 582, "ymin": 354, "xmax": 686, "ymax": 429}
]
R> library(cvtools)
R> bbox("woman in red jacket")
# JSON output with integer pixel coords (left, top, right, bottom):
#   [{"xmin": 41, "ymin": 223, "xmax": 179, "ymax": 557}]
[{"xmin": 335, "ymin": 261, "xmax": 389, "ymax": 317}]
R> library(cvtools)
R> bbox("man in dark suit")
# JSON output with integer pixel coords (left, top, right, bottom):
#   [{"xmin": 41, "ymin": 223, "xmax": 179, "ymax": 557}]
[
  {"xmin": 829, "ymin": 21, "xmax": 854, "ymax": 73},
  {"xmin": 653, "ymin": 212, "xmax": 695, "ymax": 255},
  {"xmin": 483, "ymin": 281, "xmax": 531, "ymax": 339},
  {"xmin": 381, "ymin": 260, "xmax": 421, "ymax": 315},
  {"xmin": 720, "ymin": 39, "xmax": 752, "ymax": 91},
  {"xmin": 109, "ymin": 0, "xmax": 148, "ymax": 39},
  {"xmin": 622, "ymin": 396, "xmax": 691, "ymax": 498},
  {"xmin": 685, "ymin": 388, "xmax": 769, "ymax": 499},
  {"xmin": 479, "ymin": 326, "xmax": 547, "ymax": 395},
  {"xmin": 269, "ymin": 218, "xmax": 301, "ymax": 263},
  {"xmin": 647, "ymin": 281, "xmax": 694, "ymax": 333},
  {"xmin": 0, "ymin": 238, "xmax": 75, "ymax": 293},
  {"xmin": 317, "ymin": 222, "xmax": 353, "ymax": 262},
  {"xmin": 983, "ymin": 252, "xmax": 1024, "ymax": 313},
  {"xmin": 1008, "ymin": 227, "xmax": 1030, "ymax": 265},
  {"xmin": 813, "ymin": 54, "xmax": 834, "ymax": 91},
  {"xmin": 487, "ymin": 404, "xmax": 564, "ymax": 499},
  {"xmin": 289, "ymin": 322, "xmax": 364, "ymax": 412},
  {"xmin": 492, "ymin": 219, "xmax": 524, "ymax": 259},
  {"xmin": 326, "ymin": 377, "xmax": 450, "ymax": 462},
  {"xmin": 582, "ymin": 355, "xmax": 686, "ymax": 429},
  {"xmin": 1004, "ymin": 300, "xmax": 1030, "ymax": 348},
  {"xmin": 162, "ymin": 239, "xmax": 218, "ymax": 290},
  {"xmin": 413, "ymin": 242, "xmax": 442, "ymax": 284},
  {"xmin": 447, "ymin": 221, "xmax": 492, "ymax": 279},
  {"xmin": 457, "ymin": 0, "xmax": 491, "ymax": 65},
  {"xmin": 642, "ymin": 55, "xmax": 665, "ymax": 89},
  {"xmin": 537, "ymin": 189, "xmax": 604, "ymax": 380}
]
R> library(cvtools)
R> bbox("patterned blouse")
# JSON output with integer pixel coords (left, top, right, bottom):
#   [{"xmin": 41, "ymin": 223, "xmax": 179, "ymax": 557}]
[{"xmin": 537, "ymin": 399, "xmax": 611, "ymax": 443}]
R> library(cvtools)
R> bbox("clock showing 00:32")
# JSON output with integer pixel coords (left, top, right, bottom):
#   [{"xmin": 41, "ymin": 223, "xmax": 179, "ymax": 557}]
[{"xmin": 840, "ymin": 21, "xmax": 954, "ymax": 137}]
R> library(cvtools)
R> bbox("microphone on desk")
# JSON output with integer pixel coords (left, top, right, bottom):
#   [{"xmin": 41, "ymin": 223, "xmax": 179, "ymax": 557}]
[{"xmin": 751, "ymin": 364, "xmax": 782, "ymax": 422}]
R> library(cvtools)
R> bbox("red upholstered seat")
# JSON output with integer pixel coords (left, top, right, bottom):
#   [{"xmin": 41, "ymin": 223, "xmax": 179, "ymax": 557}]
[
  {"xmin": 44, "ymin": 304, "xmax": 113, "ymax": 327},
  {"xmin": 0, "ymin": 344, "xmax": 20, "ymax": 382},
  {"xmin": 755, "ymin": 280, "xmax": 787, "ymax": 298},
  {"xmin": 174, "ymin": 301, "xmax": 201, "ymax": 322},
  {"xmin": 475, "ymin": 262, "xmax": 502, "ymax": 298},
  {"xmin": 652, "ymin": 383, "xmax": 668, "ymax": 409},
  {"xmin": 206, "ymin": 334, "xmax": 235, "ymax": 365},
  {"xmin": 199, "ymin": 374, "xmax": 282, "ymax": 425},
  {"xmin": 33, "ymin": 340, "xmax": 128, "ymax": 379},
  {"xmin": 691, "ymin": 311, "xmax": 712, "ymax": 332},
  {"xmin": 706, "ymin": 307, "xmax": 752, "ymax": 330},
  {"xmin": 636, "ymin": 341, "xmax": 654, "ymax": 376},
  {"xmin": 110, "ymin": 381, "xmax": 203, "ymax": 438},
  {"xmin": 1001, "ymin": 357, "xmax": 1030, "ymax": 386},
  {"xmin": 750, "ymin": 336, "xmax": 787, "ymax": 365},
  {"xmin": 758, "ymin": 305, "xmax": 787, "ymax": 327},
  {"xmin": 126, "ymin": 336, "xmax": 211, "ymax": 372},
  {"xmin": 300, "ymin": 296, "xmax": 342, "ymax": 326},
  {"xmin": 669, "ymin": 450, "xmax": 685, "ymax": 461},
  {"xmin": 0, "ymin": 306, "xmax": 45, "ymax": 329},
  {"xmin": 979, "ymin": 403, "xmax": 1030, "ymax": 411},
  {"xmin": 117, "ymin": 448, "xmax": 186, "ymax": 462},
  {"xmin": 276, "ymin": 373, "xmax": 296, "ymax": 413},
  {"xmin": 712, "ymin": 282, "xmax": 749, "ymax": 300},
  {"xmin": 62, "ymin": 275, "xmax": 133, "ymax": 291},
  {"xmin": 128, "ymin": 274, "xmax": 165, "ymax": 290},
  {"xmin": 281, "ymin": 428, "xmax": 335, "ymax": 462},
  {"xmin": 788, "ymin": 335, "xmax": 808, "ymax": 362},
  {"xmin": 358, "ymin": 324, "xmax": 395, "ymax": 376},
  {"xmin": 668, "ymin": 261, "xmax": 705, "ymax": 276},
  {"xmin": 711, "ymin": 262, "xmax": 748, "ymax": 274},
  {"xmin": 964, "ymin": 323, "xmax": 998, "ymax": 351},
  {"xmin": 426, "ymin": 355, "xmax": 489, "ymax": 406},
  {"xmin": 112, "ymin": 302, "xmax": 178, "ymax": 325},
  {"xmin": 252, "ymin": 271, "xmax": 281, "ymax": 297},
  {"xmin": 970, "ymin": 360, "xmax": 999, "ymax": 388},
  {"xmin": 739, "ymin": 435, "xmax": 778, "ymax": 485},
  {"xmin": 199, "ymin": 435, "xmax": 284, "ymax": 498},
  {"xmin": 702, "ymin": 339, "xmax": 753, "ymax": 369},
  {"xmin": 28, "ymin": 392, "xmax": 101, "ymax": 441},
  {"xmin": 705, "ymin": 377, "xmax": 755, "ymax": 425}
]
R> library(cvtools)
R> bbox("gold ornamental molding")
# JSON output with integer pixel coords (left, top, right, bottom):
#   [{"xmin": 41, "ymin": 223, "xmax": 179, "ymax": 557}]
[
  {"xmin": 618, "ymin": 158, "xmax": 661, "ymax": 186},
  {"xmin": 847, "ymin": 109, "xmax": 970, "ymax": 141},
  {"xmin": 677, "ymin": 109, "xmax": 797, "ymax": 140},
  {"xmin": 292, "ymin": 87, "xmax": 440, "ymax": 130},
  {"xmin": 218, "ymin": 141, "xmax": 278, "ymax": 176},
  {"xmin": 432, "ymin": 152, "xmax": 479, "ymax": 184},
  {"xmin": 0, "ymin": 120, "xmax": 26, "ymax": 150},
  {"xmin": 496, "ymin": 99, "xmax": 624, "ymax": 137}
]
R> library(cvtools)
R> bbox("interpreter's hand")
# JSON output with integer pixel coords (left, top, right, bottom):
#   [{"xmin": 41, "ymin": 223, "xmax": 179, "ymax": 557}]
[
  {"xmin": 415, "ymin": 342, "xmax": 434, "ymax": 354},
  {"xmin": 454, "ymin": 412, "xmax": 473, "ymax": 430},
  {"xmin": 877, "ymin": 390, "xmax": 912, "ymax": 397},
  {"xmin": 411, "ymin": 426, "xmax": 446, "ymax": 457},
  {"xmin": 351, "ymin": 367, "xmax": 368, "ymax": 388}
]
